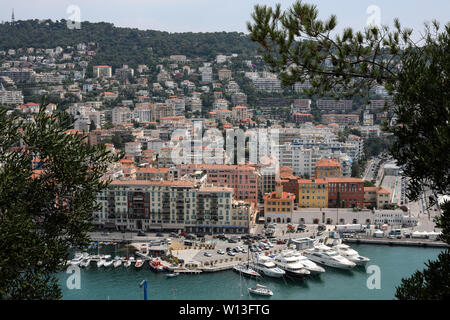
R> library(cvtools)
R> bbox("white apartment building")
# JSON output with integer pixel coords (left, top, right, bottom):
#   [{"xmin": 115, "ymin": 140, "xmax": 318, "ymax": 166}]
[{"xmin": 112, "ymin": 106, "xmax": 132, "ymax": 124}]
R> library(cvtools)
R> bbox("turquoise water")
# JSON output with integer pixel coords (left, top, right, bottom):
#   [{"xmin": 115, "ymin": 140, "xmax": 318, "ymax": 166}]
[{"xmin": 57, "ymin": 244, "xmax": 442, "ymax": 300}]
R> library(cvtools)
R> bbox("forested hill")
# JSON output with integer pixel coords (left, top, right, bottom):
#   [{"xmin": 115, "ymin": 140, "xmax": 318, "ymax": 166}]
[{"xmin": 0, "ymin": 19, "xmax": 259, "ymax": 67}]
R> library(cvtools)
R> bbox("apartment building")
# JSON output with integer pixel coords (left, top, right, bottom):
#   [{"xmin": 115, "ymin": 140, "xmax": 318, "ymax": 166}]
[
  {"xmin": 316, "ymin": 100, "xmax": 353, "ymax": 112},
  {"xmin": 292, "ymin": 99, "xmax": 311, "ymax": 113},
  {"xmin": 232, "ymin": 105, "xmax": 249, "ymax": 122},
  {"xmin": 322, "ymin": 114, "xmax": 360, "ymax": 125},
  {"xmin": 93, "ymin": 65, "xmax": 112, "ymax": 78},
  {"xmin": 178, "ymin": 164, "xmax": 259, "ymax": 203},
  {"xmin": 135, "ymin": 167, "xmax": 172, "ymax": 181},
  {"xmin": 231, "ymin": 92, "xmax": 247, "ymax": 106},
  {"xmin": 315, "ymin": 159, "xmax": 342, "ymax": 179},
  {"xmin": 264, "ymin": 182, "xmax": 295, "ymax": 218},
  {"xmin": 218, "ymin": 69, "xmax": 232, "ymax": 81},
  {"xmin": 364, "ymin": 187, "xmax": 391, "ymax": 209},
  {"xmin": 297, "ymin": 179, "xmax": 328, "ymax": 208},
  {"xmin": 112, "ymin": 106, "xmax": 132, "ymax": 124},
  {"xmin": 93, "ymin": 179, "xmax": 254, "ymax": 233},
  {"xmin": 326, "ymin": 177, "xmax": 365, "ymax": 209}
]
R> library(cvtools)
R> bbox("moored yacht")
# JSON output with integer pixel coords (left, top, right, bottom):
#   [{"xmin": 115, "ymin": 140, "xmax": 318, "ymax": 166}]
[
  {"xmin": 331, "ymin": 244, "xmax": 370, "ymax": 266},
  {"xmin": 233, "ymin": 264, "xmax": 261, "ymax": 278},
  {"xmin": 248, "ymin": 284, "xmax": 273, "ymax": 297},
  {"xmin": 250, "ymin": 254, "xmax": 285, "ymax": 278},
  {"xmin": 103, "ymin": 256, "xmax": 113, "ymax": 267},
  {"xmin": 292, "ymin": 252, "xmax": 326, "ymax": 275},
  {"xmin": 69, "ymin": 253, "xmax": 84, "ymax": 266},
  {"xmin": 273, "ymin": 251, "xmax": 310, "ymax": 278},
  {"xmin": 113, "ymin": 256, "xmax": 122, "ymax": 268},
  {"xmin": 135, "ymin": 259, "xmax": 144, "ymax": 268},
  {"xmin": 80, "ymin": 256, "xmax": 91, "ymax": 268},
  {"xmin": 303, "ymin": 245, "xmax": 356, "ymax": 270}
]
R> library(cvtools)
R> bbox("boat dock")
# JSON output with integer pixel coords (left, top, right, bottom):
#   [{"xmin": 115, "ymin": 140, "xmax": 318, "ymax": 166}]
[{"xmin": 343, "ymin": 238, "xmax": 449, "ymax": 248}]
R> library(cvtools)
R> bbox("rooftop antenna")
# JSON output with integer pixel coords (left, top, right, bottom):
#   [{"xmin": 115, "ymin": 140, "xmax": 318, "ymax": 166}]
[{"xmin": 11, "ymin": 9, "xmax": 15, "ymax": 24}]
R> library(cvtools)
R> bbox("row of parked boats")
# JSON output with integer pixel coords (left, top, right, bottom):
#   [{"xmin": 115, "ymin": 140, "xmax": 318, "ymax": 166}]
[
  {"xmin": 67, "ymin": 253, "xmax": 168, "ymax": 272},
  {"xmin": 233, "ymin": 240, "xmax": 370, "ymax": 280}
]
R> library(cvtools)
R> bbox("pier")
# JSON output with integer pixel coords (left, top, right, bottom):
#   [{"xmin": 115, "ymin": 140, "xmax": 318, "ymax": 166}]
[{"xmin": 342, "ymin": 238, "xmax": 449, "ymax": 248}]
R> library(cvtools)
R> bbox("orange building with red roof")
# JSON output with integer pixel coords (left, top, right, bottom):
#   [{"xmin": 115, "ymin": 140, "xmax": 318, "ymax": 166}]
[{"xmin": 315, "ymin": 159, "xmax": 342, "ymax": 179}]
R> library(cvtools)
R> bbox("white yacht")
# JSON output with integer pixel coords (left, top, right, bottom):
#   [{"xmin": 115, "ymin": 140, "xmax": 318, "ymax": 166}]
[
  {"xmin": 248, "ymin": 284, "xmax": 273, "ymax": 297},
  {"xmin": 80, "ymin": 256, "xmax": 91, "ymax": 268},
  {"xmin": 113, "ymin": 256, "xmax": 122, "ymax": 268},
  {"xmin": 331, "ymin": 244, "xmax": 370, "ymax": 266},
  {"xmin": 103, "ymin": 256, "xmax": 113, "ymax": 267},
  {"xmin": 96, "ymin": 258, "xmax": 105, "ymax": 268},
  {"xmin": 303, "ymin": 245, "xmax": 356, "ymax": 270},
  {"xmin": 293, "ymin": 252, "xmax": 326, "ymax": 275},
  {"xmin": 135, "ymin": 259, "xmax": 144, "ymax": 268},
  {"xmin": 273, "ymin": 251, "xmax": 310, "ymax": 278},
  {"xmin": 233, "ymin": 264, "xmax": 261, "ymax": 278},
  {"xmin": 250, "ymin": 254, "xmax": 285, "ymax": 278},
  {"xmin": 69, "ymin": 253, "xmax": 84, "ymax": 266},
  {"xmin": 122, "ymin": 257, "xmax": 132, "ymax": 268}
]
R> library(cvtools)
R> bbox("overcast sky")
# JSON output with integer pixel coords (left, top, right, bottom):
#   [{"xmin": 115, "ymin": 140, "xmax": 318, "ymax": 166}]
[{"xmin": 2, "ymin": 0, "xmax": 450, "ymax": 36}]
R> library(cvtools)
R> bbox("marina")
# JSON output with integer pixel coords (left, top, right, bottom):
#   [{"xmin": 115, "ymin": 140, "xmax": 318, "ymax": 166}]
[{"xmin": 58, "ymin": 241, "xmax": 443, "ymax": 300}]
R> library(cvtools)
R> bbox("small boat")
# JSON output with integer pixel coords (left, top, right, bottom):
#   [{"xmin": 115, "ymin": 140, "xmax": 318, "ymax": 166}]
[
  {"xmin": 103, "ymin": 257, "xmax": 113, "ymax": 267},
  {"xmin": 69, "ymin": 253, "xmax": 84, "ymax": 266},
  {"xmin": 113, "ymin": 257, "xmax": 122, "ymax": 268},
  {"xmin": 248, "ymin": 284, "xmax": 273, "ymax": 297},
  {"xmin": 233, "ymin": 264, "xmax": 261, "ymax": 278},
  {"xmin": 166, "ymin": 272, "xmax": 180, "ymax": 278},
  {"xmin": 135, "ymin": 259, "xmax": 144, "ymax": 268},
  {"xmin": 80, "ymin": 257, "xmax": 91, "ymax": 268},
  {"xmin": 149, "ymin": 259, "xmax": 165, "ymax": 272},
  {"xmin": 97, "ymin": 259, "xmax": 105, "ymax": 268},
  {"xmin": 122, "ymin": 257, "xmax": 131, "ymax": 268}
]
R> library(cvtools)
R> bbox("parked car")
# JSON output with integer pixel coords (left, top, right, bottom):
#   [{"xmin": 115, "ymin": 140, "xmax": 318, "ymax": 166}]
[
  {"xmin": 156, "ymin": 232, "xmax": 164, "ymax": 237},
  {"xmin": 204, "ymin": 252, "xmax": 212, "ymax": 257},
  {"xmin": 217, "ymin": 249, "xmax": 225, "ymax": 255},
  {"xmin": 170, "ymin": 232, "xmax": 178, "ymax": 237},
  {"xmin": 297, "ymin": 225, "xmax": 306, "ymax": 231},
  {"xmin": 228, "ymin": 238, "xmax": 237, "ymax": 243},
  {"xmin": 277, "ymin": 240, "xmax": 286, "ymax": 245},
  {"xmin": 137, "ymin": 231, "xmax": 146, "ymax": 237},
  {"xmin": 180, "ymin": 232, "xmax": 186, "ymax": 237},
  {"xmin": 227, "ymin": 251, "xmax": 235, "ymax": 256}
]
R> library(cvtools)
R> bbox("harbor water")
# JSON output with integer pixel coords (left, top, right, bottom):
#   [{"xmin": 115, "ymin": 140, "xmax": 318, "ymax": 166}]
[{"xmin": 57, "ymin": 244, "xmax": 442, "ymax": 300}]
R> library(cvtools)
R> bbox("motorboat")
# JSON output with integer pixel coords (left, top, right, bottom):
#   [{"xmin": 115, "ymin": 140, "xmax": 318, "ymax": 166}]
[
  {"xmin": 80, "ymin": 256, "xmax": 91, "ymax": 268},
  {"xmin": 149, "ymin": 258, "xmax": 165, "ymax": 272},
  {"xmin": 103, "ymin": 257, "xmax": 113, "ymax": 267},
  {"xmin": 113, "ymin": 256, "xmax": 122, "ymax": 268},
  {"xmin": 273, "ymin": 251, "xmax": 310, "ymax": 278},
  {"xmin": 135, "ymin": 259, "xmax": 144, "ymax": 268},
  {"xmin": 303, "ymin": 245, "xmax": 356, "ymax": 270},
  {"xmin": 69, "ymin": 253, "xmax": 84, "ymax": 266},
  {"xmin": 122, "ymin": 257, "xmax": 132, "ymax": 268},
  {"xmin": 248, "ymin": 284, "xmax": 273, "ymax": 297},
  {"xmin": 250, "ymin": 254, "xmax": 285, "ymax": 278},
  {"xmin": 331, "ymin": 244, "xmax": 370, "ymax": 266},
  {"xmin": 96, "ymin": 258, "xmax": 105, "ymax": 268},
  {"xmin": 292, "ymin": 252, "xmax": 325, "ymax": 275},
  {"xmin": 166, "ymin": 272, "xmax": 180, "ymax": 278},
  {"xmin": 233, "ymin": 264, "xmax": 261, "ymax": 278}
]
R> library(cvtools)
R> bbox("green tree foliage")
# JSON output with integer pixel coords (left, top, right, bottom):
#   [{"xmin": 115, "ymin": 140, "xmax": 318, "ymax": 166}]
[
  {"xmin": 0, "ymin": 20, "xmax": 258, "ymax": 69},
  {"xmin": 248, "ymin": 1, "xmax": 450, "ymax": 299},
  {"xmin": 0, "ymin": 105, "xmax": 118, "ymax": 299}
]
